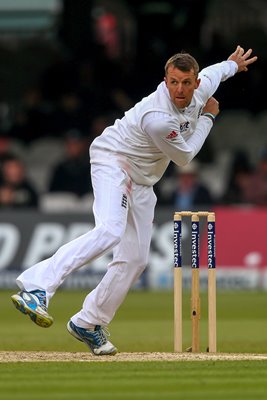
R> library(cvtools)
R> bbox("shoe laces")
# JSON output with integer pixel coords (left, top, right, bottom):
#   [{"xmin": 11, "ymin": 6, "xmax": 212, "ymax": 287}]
[
  {"xmin": 93, "ymin": 326, "xmax": 110, "ymax": 346},
  {"xmin": 31, "ymin": 290, "xmax": 47, "ymax": 310}
]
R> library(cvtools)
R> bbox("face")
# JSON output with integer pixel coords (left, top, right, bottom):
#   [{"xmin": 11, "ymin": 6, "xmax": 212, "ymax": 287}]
[
  {"xmin": 179, "ymin": 173, "xmax": 196, "ymax": 190},
  {"xmin": 164, "ymin": 66, "xmax": 200, "ymax": 109},
  {"xmin": 3, "ymin": 160, "xmax": 25, "ymax": 184},
  {"xmin": 66, "ymin": 138, "xmax": 85, "ymax": 158}
]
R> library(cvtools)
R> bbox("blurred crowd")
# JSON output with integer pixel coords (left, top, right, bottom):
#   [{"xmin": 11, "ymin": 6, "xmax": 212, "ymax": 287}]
[
  {"xmin": 1, "ymin": 129, "xmax": 267, "ymax": 211},
  {"xmin": 1, "ymin": 0, "xmax": 267, "ymax": 211}
]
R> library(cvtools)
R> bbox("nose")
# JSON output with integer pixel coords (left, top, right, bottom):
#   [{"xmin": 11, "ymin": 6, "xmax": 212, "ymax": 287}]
[{"xmin": 176, "ymin": 83, "xmax": 183, "ymax": 93}]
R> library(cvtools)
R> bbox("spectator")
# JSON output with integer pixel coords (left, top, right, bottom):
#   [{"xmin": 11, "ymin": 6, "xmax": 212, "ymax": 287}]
[
  {"xmin": 0, "ymin": 155, "xmax": 39, "ymax": 208},
  {"xmin": 173, "ymin": 161, "xmax": 214, "ymax": 210},
  {"xmin": 48, "ymin": 129, "xmax": 92, "ymax": 196},
  {"xmin": 0, "ymin": 185, "xmax": 16, "ymax": 207},
  {"xmin": 221, "ymin": 150, "xmax": 254, "ymax": 204},
  {"xmin": 7, "ymin": 87, "xmax": 50, "ymax": 143},
  {"xmin": 49, "ymin": 92, "xmax": 91, "ymax": 136},
  {"xmin": 154, "ymin": 160, "xmax": 214, "ymax": 209}
]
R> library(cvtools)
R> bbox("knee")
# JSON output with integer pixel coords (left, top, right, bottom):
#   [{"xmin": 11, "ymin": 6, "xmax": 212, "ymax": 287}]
[
  {"xmin": 130, "ymin": 251, "xmax": 149, "ymax": 273},
  {"xmin": 97, "ymin": 224, "xmax": 123, "ymax": 248}
]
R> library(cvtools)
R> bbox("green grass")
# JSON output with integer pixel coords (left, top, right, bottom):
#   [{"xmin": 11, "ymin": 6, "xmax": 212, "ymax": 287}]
[
  {"xmin": 2, "ymin": 289, "xmax": 267, "ymax": 353},
  {"xmin": 1, "ymin": 290, "xmax": 267, "ymax": 399},
  {"xmin": 1, "ymin": 361, "xmax": 267, "ymax": 400}
]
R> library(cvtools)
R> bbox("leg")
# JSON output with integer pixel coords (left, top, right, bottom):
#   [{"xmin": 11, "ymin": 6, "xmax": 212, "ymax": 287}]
[
  {"xmin": 11, "ymin": 164, "xmax": 130, "ymax": 330},
  {"xmin": 15, "ymin": 164, "xmax": 129, "ymax": 303},
  {"xmin": 71, "ymin": 182, "xmax": 157, "ymax": 327}
]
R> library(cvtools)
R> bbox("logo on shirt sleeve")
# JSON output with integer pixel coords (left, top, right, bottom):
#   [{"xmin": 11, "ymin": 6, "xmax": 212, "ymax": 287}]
[
  {"xmin": 166, "ymin": 121, "xmax": 190, "ymax": 140},
  {"xmin": 166, "ymin": 130, "xmax": 178, "ymax": 139}
]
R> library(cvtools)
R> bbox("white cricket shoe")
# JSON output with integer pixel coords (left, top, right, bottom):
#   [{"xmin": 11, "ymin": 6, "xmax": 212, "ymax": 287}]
[
  {"xmin": 11, "ymin": 290, "xmax": 53, "ymax": 328},
  {"xmin": 67, "ymin": 320, "xmax": 117, "ymax": 355}
]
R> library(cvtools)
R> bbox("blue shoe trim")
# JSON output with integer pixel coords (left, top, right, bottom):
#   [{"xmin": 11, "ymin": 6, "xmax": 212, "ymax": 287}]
[
  {"xmin": 68, "ymin": 321, "xmax": 107, "ymax": 350},
  {"xmin": 11, "ymin": 290, "xmax": 53, "ymax": 328}
]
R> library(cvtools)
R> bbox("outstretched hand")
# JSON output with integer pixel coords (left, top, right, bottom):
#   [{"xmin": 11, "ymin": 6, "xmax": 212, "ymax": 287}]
[{"xmin": 228, "ymin": 45, "xmax": 258, "ymax": 72}]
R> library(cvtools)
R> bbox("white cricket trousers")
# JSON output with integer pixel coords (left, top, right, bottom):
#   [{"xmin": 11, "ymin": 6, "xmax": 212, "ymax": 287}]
[{"xmin": 16, "ymin": 163, "xmax": 156, "ymax": 328}]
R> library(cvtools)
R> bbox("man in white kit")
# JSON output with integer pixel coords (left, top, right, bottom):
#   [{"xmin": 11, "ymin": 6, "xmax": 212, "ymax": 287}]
[{"xmin": 11, "ymin": 45, "xmax": 257, "ymax": 355}]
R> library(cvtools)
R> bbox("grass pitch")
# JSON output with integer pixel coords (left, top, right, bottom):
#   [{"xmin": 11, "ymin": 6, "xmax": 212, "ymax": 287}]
[
  {"xmin": 1, "ymin": 361, "xmax": 267, "ymax": 400},
  {"xmin": 0, "ymin": 289, "xmax": 267, "ymax": 399}
]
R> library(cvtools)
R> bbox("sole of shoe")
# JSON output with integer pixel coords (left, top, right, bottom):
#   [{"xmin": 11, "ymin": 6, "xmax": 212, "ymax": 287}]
[
  {"xmin": 93, "ymin": 346, "xmax": 118, "ymax": 356},
  {"xmin": 11, "ymin": 294, "xmax": 53, "ymax": 328},
  {"xmin": 67, "ymin": 321, "xmax": 118, "ymax": 356}
]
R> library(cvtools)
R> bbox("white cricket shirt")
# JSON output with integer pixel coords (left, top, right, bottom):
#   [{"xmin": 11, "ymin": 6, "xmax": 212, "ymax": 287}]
[{"xmin": 90, "ymin": 60, "xmax": 237, "ymax": 186}]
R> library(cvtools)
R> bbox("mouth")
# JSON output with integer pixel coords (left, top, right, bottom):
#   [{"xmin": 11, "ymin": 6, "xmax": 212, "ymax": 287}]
[
  {"xmin": 176, "ymin": 96, "xmax": 185, "ymax": 101},
  {"xmin": 174, "ymin": 97, "xmax": 188, "ymax": 109},
  {"xmin": 175, "ymin": 99, "xmax": 186, "ymax": 106}
]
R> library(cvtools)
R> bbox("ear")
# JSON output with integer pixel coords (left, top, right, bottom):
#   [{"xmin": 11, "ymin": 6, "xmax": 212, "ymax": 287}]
[{"xmin": 195, "ymin": 78, "xmax": 201, "ymax": 89}]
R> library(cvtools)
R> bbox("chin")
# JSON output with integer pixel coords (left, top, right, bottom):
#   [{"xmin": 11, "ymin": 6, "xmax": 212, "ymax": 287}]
[{"xmin": 175, "ymin": 102, "xmax": 187, "ymax": 109}]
